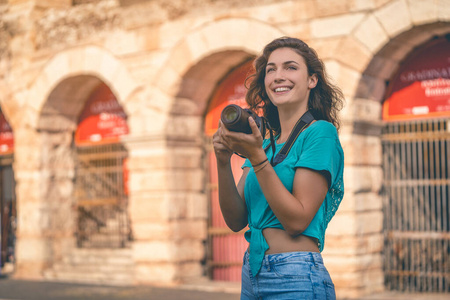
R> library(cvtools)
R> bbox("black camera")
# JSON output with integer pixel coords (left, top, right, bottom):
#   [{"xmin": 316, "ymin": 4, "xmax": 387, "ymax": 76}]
[{"xmin": 221, "ymin": 104, "xmax": 265, "ymax": 135}]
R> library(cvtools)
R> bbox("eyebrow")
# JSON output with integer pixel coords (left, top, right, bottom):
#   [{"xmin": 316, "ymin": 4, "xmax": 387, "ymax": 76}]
[{"xmin": 266, "ymin": 60, "xmax": 300, "ymax": 67}]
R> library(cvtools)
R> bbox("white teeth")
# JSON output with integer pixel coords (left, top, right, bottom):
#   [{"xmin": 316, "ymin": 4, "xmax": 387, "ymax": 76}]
[{"xmin": 274, "ymin": 87, "xmax": 291, "ymax": 92}]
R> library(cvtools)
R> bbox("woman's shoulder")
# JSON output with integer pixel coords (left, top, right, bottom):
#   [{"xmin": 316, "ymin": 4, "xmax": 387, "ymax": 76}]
[{"xmin": 304, "ymin": 120, "xmax": 338, "ymax": 138}]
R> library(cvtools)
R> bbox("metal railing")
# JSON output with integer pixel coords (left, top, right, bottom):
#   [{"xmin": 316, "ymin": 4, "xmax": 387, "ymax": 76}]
[
  {"xmin": 0, "ymin": 154, "xmax": 15, "ymax": 268},
  {"xmin": 382, "ymin": 118, "xmax": 450, "ymax": 292},
  {"xmin": 74, "ymin": 143, "xmax": 132, "ymax": 248}
]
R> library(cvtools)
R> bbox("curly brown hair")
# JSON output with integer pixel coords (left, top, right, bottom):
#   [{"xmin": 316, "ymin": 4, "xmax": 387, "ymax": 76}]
[{"xmin": 245, "ymin": 37, "xmax": 345, "ymax": 133}]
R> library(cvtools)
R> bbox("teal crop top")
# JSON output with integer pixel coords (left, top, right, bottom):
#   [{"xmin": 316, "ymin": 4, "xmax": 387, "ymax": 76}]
[{"xmin": 242, "ymin": 120, "xmax": 344, "ymax": 276}]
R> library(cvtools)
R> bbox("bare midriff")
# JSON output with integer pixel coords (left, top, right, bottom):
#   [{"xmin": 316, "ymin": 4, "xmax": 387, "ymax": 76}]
[{"xmin": 263, "ymin": 228, "xmax": 319, "ymax": 254}]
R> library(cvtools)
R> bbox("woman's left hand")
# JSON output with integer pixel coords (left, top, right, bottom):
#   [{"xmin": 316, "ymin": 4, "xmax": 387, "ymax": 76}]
[{"xmin": 219, "ymin": 117, "xmax": 267, "ymax": 164}]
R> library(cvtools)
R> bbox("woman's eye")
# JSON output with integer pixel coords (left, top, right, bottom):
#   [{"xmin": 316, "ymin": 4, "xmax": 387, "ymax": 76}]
[
  {"xmin": 287, "ymin": 66, "xmax": 297, "ymax": 70},
  {"xmin": 266, "ymin": 68, "xmax": 275, "ymax": 73}
]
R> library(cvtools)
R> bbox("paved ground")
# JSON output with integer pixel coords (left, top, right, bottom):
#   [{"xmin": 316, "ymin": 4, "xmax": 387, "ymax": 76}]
[
  {"xmin": 0, "ymin": 277, "xmax": 240, "ymax": 300},
  {"xmin": 1, "ymin": 276, "xmax": 448, "ymax": 300}
]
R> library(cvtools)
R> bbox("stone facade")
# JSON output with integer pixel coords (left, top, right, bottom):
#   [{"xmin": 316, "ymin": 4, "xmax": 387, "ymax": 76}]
[{"xmin": 0, "ymin": 0, "xmax": 449, "ymax": 298}]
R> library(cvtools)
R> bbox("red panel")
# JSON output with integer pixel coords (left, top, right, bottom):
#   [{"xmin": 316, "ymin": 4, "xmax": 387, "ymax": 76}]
[
  {"xmin": 75, "ymin": 83, "xmax": 129, "ymax": 145},
  {"xmin": 204, "ymin": 61, "xmax": 253, "ymax": 136},
  {"xmin": 0, "ymin": 111, "xmax": 13, "ymax": 154},
  {"xmin": 383, "ymin": 37, "xmax": 450, "ymax": 121}
]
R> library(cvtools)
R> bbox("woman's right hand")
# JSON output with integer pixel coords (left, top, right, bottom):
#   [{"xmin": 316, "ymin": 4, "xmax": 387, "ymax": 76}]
[{"xmin": 213, "ymin": 121, "xmax": 234, "ymax": 166}]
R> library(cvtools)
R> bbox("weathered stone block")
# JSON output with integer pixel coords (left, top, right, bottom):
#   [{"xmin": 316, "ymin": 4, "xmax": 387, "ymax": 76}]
[
  {"xmin": 327, "ymin": 210, "xmax": 383, "ymax": 236},
  {"xmin": 354, "ymin": 14, "xmax": 389, "ymax": 53},
  {"xmin": 133, "ymin": 240, "xmax": 172, "ymax": 262},
  {"xmin": 132, "ymin": 239, "xmax": 204, "ymax": 263},
  {"xmin": 186, "ymin": 193, "xmax": 208, "ymax": 219},
  {"xmin": 349, "ymin": 98, "xmax": 383, "ymax": 123},
  {"xmin": 132, "ymin": 221, "xmax": 171, "ymax": 240},
  {"xmin": 338, "ymin": 192, "xmax": 383, "ymax": 213},
  {"xmin": 171, "ymin": 219, "xmax": 207, "ymax": 240},
  {"xmin": 172, "ymin": 240, "xmax": 205, "ymax": 262},
  {"xmin": 165, "ymin": 192, "xmax": 190, "ymax": 219},
  {"xmin": 15, "ymin": 237, "xmax": 52, "ymax": 261},
  {"xmin": 311, "ymin": 13, "xmax": 365, "ymax": 39},
  {"xmin": 168, "ymin": 168, "xmax": 204, "ymax": 192},
  {"xmin": 325, "ymin": 253, "xmax": 383, "ymax": 273},
  {"xmin": 315, "ymin": 0, "xmax": 352, "ymax": 17},
  {"xmin": 335, "ymin": 37, "xmax": 373, "ymax": 73},
  {"xmin": 341, "ymin": 134, "xmax": 382, "ymax": 166},
  {"xmin": 167, "ymin": 146, "xmax": 203, "ymax": 169},
  {"xmin": 135, "ymin": 262, "xmax": 177, "ymax": 283},
  {"xmin": 374, "ymin": 0, "xmax": 413, "ymax": 37},
  {"xmin": 408, "ymin": 0, "xmax": 438, "ymax": 25},
  {"xmin": 131, "ymin": 169, "xmax": 168, "ymax": 192},
  {"xmin": 309, "ymin": 38, "xmax": 342, "ymax": 60},
  {"xmin": 129, "ymin": 193, "xmax": 169, "ymax": 221},
  {"xmin": 323, "ymin": 60, "xmax": 361, "ymax": 98},
  {"xmin": 166, "ymin": 115, "xmax": 203, "ymax": 139},
  {"xmin": 343, "ymin": 165, "xmax": 383, "ymax": 194},
  {"xmin": 324, "ymin": 233, "xmax": 384, "ymax": 256},
  {"xmin": 177, "ymin": 261, "xmax": 204, "ymax": 280}
]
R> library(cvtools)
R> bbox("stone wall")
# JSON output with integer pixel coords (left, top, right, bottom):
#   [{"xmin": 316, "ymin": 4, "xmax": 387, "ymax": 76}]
[{"xmin": 0, "ymin": 0, "xmax": 449, "ymax": 298}]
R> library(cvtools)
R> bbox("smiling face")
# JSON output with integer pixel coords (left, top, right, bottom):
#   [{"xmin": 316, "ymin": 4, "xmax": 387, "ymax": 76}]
[{"xmin": 264, "ymin": 47, "xmax": 317, "ymax": 112}]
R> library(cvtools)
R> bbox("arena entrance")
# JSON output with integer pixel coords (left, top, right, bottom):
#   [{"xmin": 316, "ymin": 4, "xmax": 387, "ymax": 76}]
[
  {"xmin": 381, "ymin": 36, "xmax": 449, "ymax": 293},
  {"xmin": 205, "ymin": 61, "xmax": 253, "ymax": 281},
  {"xmin": 0, "ymin": 110, "xmax": 15, "ymax": 273},
  {"xmin": 74, "ymin": 82, "xmax": 131, "ymax": 249}
]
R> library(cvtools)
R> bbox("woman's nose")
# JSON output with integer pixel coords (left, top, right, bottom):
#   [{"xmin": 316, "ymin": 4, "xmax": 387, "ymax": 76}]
[{"xmin": 274, "ymin": 69, "xmax": 285, "ymax": 82}]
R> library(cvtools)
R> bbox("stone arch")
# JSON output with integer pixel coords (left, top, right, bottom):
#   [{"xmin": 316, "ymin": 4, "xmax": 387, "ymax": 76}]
[
  {"xmin": 158, "ymin": 18, "xmax": 284, "ymax": 139},
  {"xmin": 323, "ymin": 1, "xmax": 450, "ymax": 113},
  {"xmin": 157, "ymin": 18, "xmax": 283, "ymax": 111},
  {"xmin": 13, "ymin": 46, "xmax": 138, "ymax": 277},
  {"xmin": 27, "ymin": 46, "xmax": 139, "ymax": 130},
  {"xmin": 354, "ymin": 22, "xmax": 450, "ymax": 125}
]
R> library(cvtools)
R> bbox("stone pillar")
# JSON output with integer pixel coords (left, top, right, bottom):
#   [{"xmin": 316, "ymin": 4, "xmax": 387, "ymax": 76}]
[
  {"xmin": 124, "ymin": 132, "xmax": 208, "ymax": 284},
  {"xmin": 13, "ymin": 116, "xmax": 77, "ymax": 278},
  {"xmin": 12, "ymin": 127, "xmax": 48, "ymax": 278},
  {"xmin": 322, "ymin": 98, "xmax": 385, "ymax": 299}
]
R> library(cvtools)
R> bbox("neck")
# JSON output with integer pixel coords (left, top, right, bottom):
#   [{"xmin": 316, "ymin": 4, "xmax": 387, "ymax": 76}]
[{"xmin": 277, "ymin": 105, "xmax": 308, "ymax": 143}]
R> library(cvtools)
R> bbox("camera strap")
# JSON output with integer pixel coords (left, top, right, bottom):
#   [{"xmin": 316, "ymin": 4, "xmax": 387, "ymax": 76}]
[{"xmin": 265, "ymin": 110, "xmax": 315, "ymax": 167}]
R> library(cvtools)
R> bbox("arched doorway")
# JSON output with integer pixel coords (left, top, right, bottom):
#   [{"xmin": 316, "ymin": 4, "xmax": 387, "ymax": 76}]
[
  {"xmin": 205, "ymin": 60, "xmax": 253, "ymax": 281},
  {"xmin": 0, "ymin": 110, "xmax": 15, "ymax": 274},
  {"xmin": 381, "ymin": 35, "xmax": 450, "ymax": 293},
  {"xmin": 74, "ymin": 82, "xmax": 131, "ymax": 249}
]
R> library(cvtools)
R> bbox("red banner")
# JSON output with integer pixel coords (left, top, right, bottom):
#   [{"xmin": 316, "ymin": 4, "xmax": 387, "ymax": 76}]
[
  {"xmin": 204, "ymin": 61, "xmax": 254, "ymax": 136},
  {"xmin": 383, "ymin": 37, "xmax": 450, "ymax": 121},
  {"xmin": 0, "ymin": 111, "xmax": 13, "ymax": 154},
  {"xmin": 75, "ymin": 83, "xmax": 129, "ymax": 145}
]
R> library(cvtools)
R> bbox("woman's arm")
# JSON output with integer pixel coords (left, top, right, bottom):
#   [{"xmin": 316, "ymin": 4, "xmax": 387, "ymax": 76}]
[
  {"xmin": 254, "ymin": 165, "xmax": 328, "ymax": 236},
  {"xmin": 216, "ymin": 163, "xmax": 249, "ymax": 232},
  {"xmin": 213, "ymin": 121, "xmax": 249, "ymax": 232}
]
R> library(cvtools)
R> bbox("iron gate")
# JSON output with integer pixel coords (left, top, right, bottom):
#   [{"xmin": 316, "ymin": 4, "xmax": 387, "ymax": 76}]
[
  {"xmin": 74, "ymin": 143, "xmax": 131, "ymax": 248},
  {"xmin": 0, "ymin": 154, "xmax": 15, "ymax": 269},
  {"xmin": 382, "ymin": 118, "xmax": 450, "ymax": 292}
]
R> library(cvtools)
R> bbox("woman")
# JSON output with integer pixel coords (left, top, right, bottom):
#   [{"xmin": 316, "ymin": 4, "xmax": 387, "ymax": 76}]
[{"xmin": 213, "ymin": 37, "xmax": 345, "ymax": 299}]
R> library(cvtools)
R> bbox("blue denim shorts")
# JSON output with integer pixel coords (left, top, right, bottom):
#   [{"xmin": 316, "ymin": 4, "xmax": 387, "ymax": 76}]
[{"xmin": 241, "ymin": 251, "xmax": 336, "ymax": 300}]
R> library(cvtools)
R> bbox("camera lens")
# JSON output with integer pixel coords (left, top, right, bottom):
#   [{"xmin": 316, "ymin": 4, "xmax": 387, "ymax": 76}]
[{"xmin": 222, "ymin": 106, "xmax": 239, "ymax": 123}]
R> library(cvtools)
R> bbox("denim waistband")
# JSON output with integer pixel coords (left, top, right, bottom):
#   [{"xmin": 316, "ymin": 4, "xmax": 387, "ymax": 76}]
[{"xmin": 261, "ymin": 251, "xmax": 323, "ymax": 266}]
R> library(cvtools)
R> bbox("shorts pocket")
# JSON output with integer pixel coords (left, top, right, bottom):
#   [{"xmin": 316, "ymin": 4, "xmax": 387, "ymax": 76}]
[
  {"xmin": 271, "ymin": 260, "xmax": 312, "ymax": 278},
  {"xmin": 324, "ymin": 280, "xmax": 336, "ymax": 300}
]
